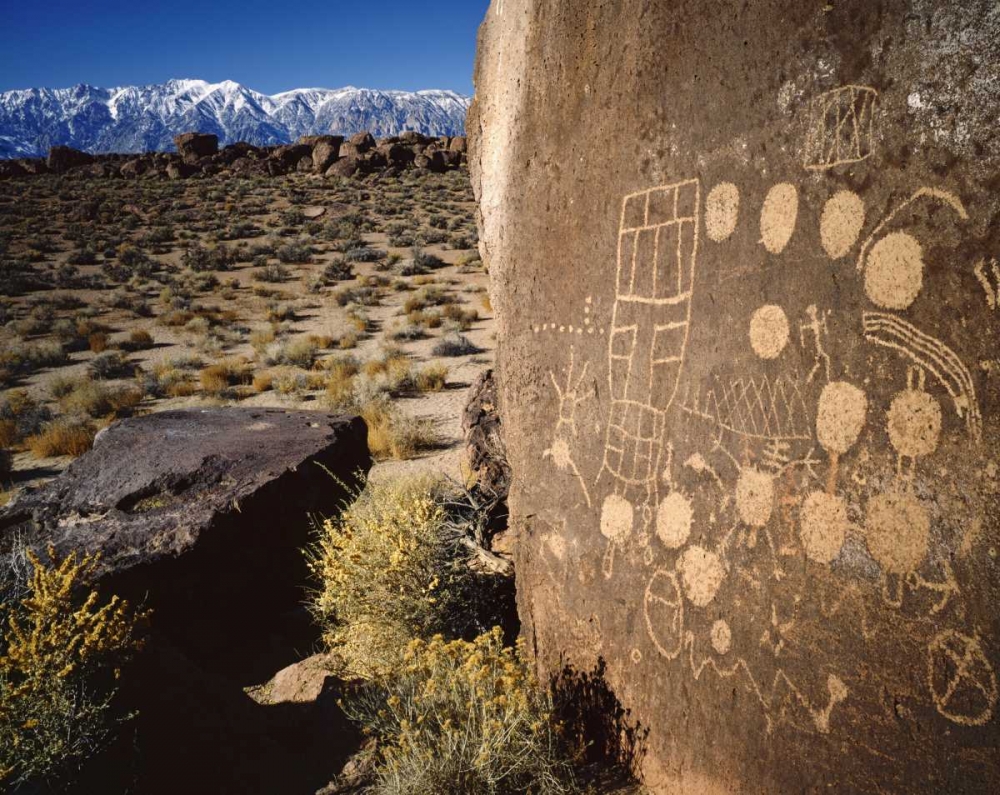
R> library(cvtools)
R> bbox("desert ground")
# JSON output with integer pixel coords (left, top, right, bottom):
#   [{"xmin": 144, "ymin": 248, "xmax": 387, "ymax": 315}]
[{"xmin": 0, "ymin": 167, "xmax": 493, "ymax": 495}]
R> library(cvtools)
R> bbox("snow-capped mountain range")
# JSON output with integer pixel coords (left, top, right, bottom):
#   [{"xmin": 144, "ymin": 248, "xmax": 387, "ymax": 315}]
[{"xmin": 0, "ymin": 79, "xmax": 471, "ymax": 159}]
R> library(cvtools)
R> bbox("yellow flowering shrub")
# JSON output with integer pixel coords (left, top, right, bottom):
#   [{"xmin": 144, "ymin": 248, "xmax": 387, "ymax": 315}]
[
  {"xmin": 309, "ymin": 477, "xmax": 480, "ymax": 679},
  {"xmin": 345, "ymin": 627, "xmax": 577, "ymax": 795},
  {"xmin": 0, "ymin": 547, "xmax": 146, "ymax": 788}
]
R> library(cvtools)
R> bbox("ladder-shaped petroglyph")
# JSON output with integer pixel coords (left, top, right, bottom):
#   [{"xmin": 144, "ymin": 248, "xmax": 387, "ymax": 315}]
[
  {"xmin": 862, "ymin": 311, "xmax": 982, "ymax": 443},
  {"xmin": 803, "ymin": 85, "xmax": 878, "ymax": 171},
  {"xmin": 597, "ymin": 179, "xmax": 701, "ymax": 577}
]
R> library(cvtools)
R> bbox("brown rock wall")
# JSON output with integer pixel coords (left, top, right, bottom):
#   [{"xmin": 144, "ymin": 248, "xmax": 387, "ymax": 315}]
[{"xmin": 470, "ymin": 1, "xmax": 1000, "ymax": 792}]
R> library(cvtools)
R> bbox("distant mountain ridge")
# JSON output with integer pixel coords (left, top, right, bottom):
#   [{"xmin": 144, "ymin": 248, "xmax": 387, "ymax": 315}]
[{"xmin": 0, "ymin": 79, "xmax": 471, "ymax": 159}]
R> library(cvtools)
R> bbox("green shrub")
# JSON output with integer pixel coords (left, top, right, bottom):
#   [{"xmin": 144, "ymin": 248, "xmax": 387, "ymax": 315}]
[
  {"xmin": 342, "ymin": 629, "xmax": 577, "ymax": 795},
  {"xmin": 309, "ymin": 478, "xmax": 471, "ymax": 679},
  {"xmin": 0, "ymin": 547, "xmax": 146, "ymax": 789}
]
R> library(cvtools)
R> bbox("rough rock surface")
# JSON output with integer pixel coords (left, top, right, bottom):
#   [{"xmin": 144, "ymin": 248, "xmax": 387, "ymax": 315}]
[
  {"xmin": 0, "ymin": 407, "xmax": 371, "ymax": 669},
  {"xmin": 46, "ymin": 144, "xmax": 93, "ymax": 173},
  {"xmin": 1, "ymin": 129, "xmax": 467, "ymax": 181},
  {"xmin": 463, "ymin": 369, "xmax": 510, "ymax": 500},
  {"xmin": 471, "ymin": 2, "xmax": 1000, "ymax": 793},
  {"xmin": 173, "ymin": 131, "xmax": 219, "ymax": 163}
]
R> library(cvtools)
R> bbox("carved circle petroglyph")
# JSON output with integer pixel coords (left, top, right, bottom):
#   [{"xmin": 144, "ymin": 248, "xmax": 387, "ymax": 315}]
[
  {"xmin": 600, "ymin": 494, "xmax": 634, "ymax": 542},
  {"xmin": 864, "ymin": 487, "xmax": 930, "ymax": 574},
  {"xmin": 677, "ymin": 545, "xmax": 726, "ymax": 608},
  {"xmin": 864, "ymin": 231, "xmax": 925, "ymax": 310},
  {"xmin": 816, "ymin": 381, "xmax": 868, "ymax": 455},
  {"xmin": 736, "ymin": 468, "xmax": 774, "ymax": 527},
  {"xmin": 705, "ymin": 182, "xmax": 740, "ymax": 242},
  {"xmin": 711, "ymin": 619, "xmax": 732, "ymax": 655},
  {"xmin": 927, "ymin": 630, "xmax": 998, "ymax": 727},
  {"xmin": 644, "ymin": 568, "xmax": 684, "ymax": 659},
  {"xmin": 820, "ymin": 190, "xmax": 865, "ymax": 259},
  {"xmin": 800, "ymin": 491, "xmax": 849, "ymax": 564},
  {"xmin": 656, "ymin": 491, "xmax": 694, "ymax": 549},
  {"xmin": 760, "ymin": 182, "xmax": 799, "ymax": 254},
  {"xmin": 749, "ymin": 304, "xmax": 790, "ymax": 359},
  {"xmin": 888, "ymin": 388, "xmax": 942, "ymax": 459}
]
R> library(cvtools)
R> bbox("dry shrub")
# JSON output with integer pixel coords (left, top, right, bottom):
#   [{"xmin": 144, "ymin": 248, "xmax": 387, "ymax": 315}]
[
  {"xmin": 0, "ymin": 390, "xmax": 52, "ymax": 446},
  {"xmin": 26, "ymin": 421, "xmax": 95, "ymax": 458},
  {"xmin": 0, "ymin": 421, "xmax": 17, "ymax": 450},
  {"xmin": 344, "ymin": 629, "xmax": 577, "ymax": 795},
  {"xmin": 270, "ymin": 336, "xmax": 321, "ymax": 369},
  {"xmin": 361, "ymin": 398, "xmax": 436, "ymax": 461},
  {"xmin": 0, "ymin": 547, "xmax": 146, "ymax": 788},
  {"xmin": 414, "ymin": 364, "xmax": 448, "ymax": 393},
  {"xmin": 199, "ymin": 359, "xmax": 252, "ymax": 396},
  {"xmin": 325, "ymin": 358, "xmax": 360, "ymax": 409},
  {"xmin": 59, "ymin": 380, "xmax": 143, "ymax": 419},
  {"xmin": 272, "ymin": 369, "xmax": 307, "ymax": 396},
  {"xmin": 441, "ymin": 302, "xmax": 478, "ymax": 330},
  {"xmin": 309, "ymin": 478, "xmax": 462, "ymax": 679},
  {"xmin": 250, "ymin": 327, "xmax": 276, "ymax": 356},
  {"xmin": 337, "ymin": 331, "xmax": 359, "ymax": 350},
  {"xmin": 165, "ymin": 379, "xmax": 199, "ymax": 398},
  {"xmin": 362, "ymin": 354, "xmax": 412, "ymax": 389},
  {"xmin": 87, "ymin": 332, "xmax": 108, "ymax": 353},
  {"xmin": 252, "ymin": 372, "xmax": 274, "ymax": 393},
  {"xmin": 125, "ymin": 329, "xmax": 154, "ymax": 350}
]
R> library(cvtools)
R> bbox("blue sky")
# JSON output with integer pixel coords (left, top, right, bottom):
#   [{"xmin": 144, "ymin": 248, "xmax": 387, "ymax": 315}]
[{"xmin": 0, "ymin": 0, "xmax": 490, "ymax": 95}]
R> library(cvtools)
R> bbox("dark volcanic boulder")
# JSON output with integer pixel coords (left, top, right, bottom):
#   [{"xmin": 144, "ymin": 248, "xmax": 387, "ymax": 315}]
[
  {"xmin": 310, "ymin": 135, "xmax": 345, "ymax": 172},
  {"xmin": 165, "ymin": 161, "xmax": 197, "ymax": 180},
  {"xmin": 174, "ymin": 132, "xmax": 219, "ymax": 163},
  {"xmin": 347, "ymin": 131, "xmax": 375, "ymax": 152},
  {"xmin": 378, "ymin": 142, "xmax": 415, "ymax": 167},
  {"xmin": 0, "ymin": 160, "xmax": 28, "ymax": 179},
  {"xmin": 18, "ymin": 158, "xmax": 48, "ymax": 175},
  {"xmin": 0, "ymin": 408, "xmax": 371, "ymax": 667},
  {"xmin": 472, "ymin": 1, "xmax": 1000, "ymax": 793},
  {"xmin": 271, "ymin": 142, "xmax": 313, "ymax": 169},
  {"xmin": 119, "ymin": 157, "xmax": 152, "ymax": 178},
  {"xmin": 326, "ymin": 157, "xmax": 362, "ymax": 178},
  {"xmin": 47, "ymin": 145, "xmax": 93, "ymax": 173}
]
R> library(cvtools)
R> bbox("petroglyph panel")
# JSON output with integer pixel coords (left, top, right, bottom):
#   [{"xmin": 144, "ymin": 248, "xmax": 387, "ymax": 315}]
[{"xmin": 472, "ymin": 2, "xmax": 1000, "ymax": 792}]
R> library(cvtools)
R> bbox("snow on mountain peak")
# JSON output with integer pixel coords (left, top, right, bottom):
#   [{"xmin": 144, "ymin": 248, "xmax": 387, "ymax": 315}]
[{"xmin": 0, "ymin": 78, "xmax": 471, "ymax": 159}]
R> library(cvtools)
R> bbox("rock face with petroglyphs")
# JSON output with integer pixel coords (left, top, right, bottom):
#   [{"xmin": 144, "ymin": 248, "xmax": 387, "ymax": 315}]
[{"xmin": 470, "ymin": 1, "xmax": 1000, "ymax": 792}]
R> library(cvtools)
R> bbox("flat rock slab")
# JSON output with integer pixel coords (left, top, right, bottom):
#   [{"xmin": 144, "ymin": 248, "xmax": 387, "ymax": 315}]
[{"xmin": 0, "ymin": 408, "xmax": 371, "ymax": 669}]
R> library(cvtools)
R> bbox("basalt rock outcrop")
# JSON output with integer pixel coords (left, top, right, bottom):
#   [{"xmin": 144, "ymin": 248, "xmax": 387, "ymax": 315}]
[
  {"xmin": 0, "ymin": 407, "xmax": 371, "ymax": 671},
  {"xmin": 0, "ymin": 407, "xmax": 370, "ymax": 792},
  {"xmin": 174, "ymin": 131, "xmax": 219, "ymax": 163},
  {"xmin": 46, "ymin": 144, "xmax": 94, "ymax": 173},
  {"xmin": 471, "ymin": 1, "xmax": 1000, "ymax": 793},
  {"xmin": 0, "ymin": 130, "xmax": 468, "ymax": 181}
]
